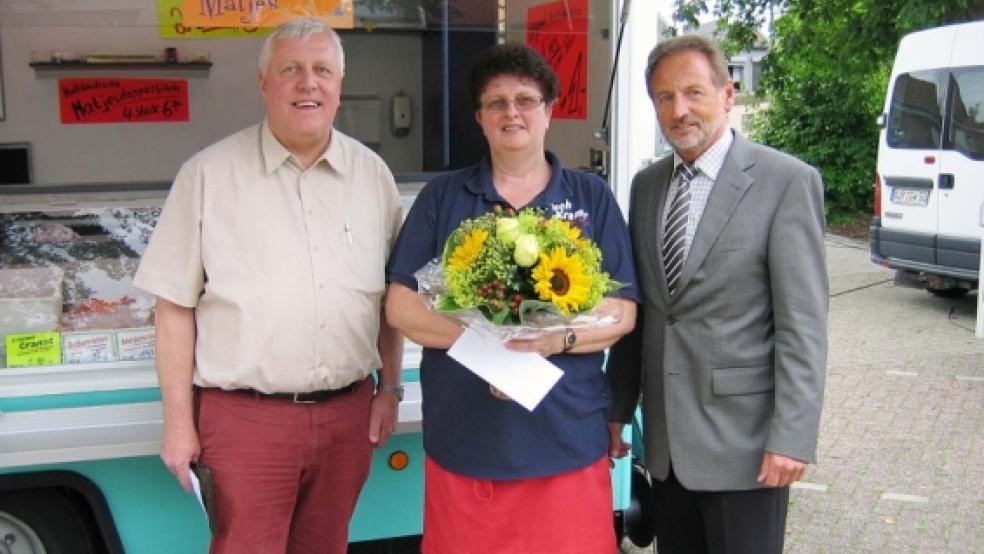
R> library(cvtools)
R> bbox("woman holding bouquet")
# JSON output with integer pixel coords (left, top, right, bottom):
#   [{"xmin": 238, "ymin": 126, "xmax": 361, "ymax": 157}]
[{"xmin": 385, "ymin": 43, "xmax": 639, "ymax": 553}]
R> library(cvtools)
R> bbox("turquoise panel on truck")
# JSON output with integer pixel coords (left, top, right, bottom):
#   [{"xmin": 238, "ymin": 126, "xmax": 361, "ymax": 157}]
[
  {"xmin": 1, "ymin": 356, "xmax": 637, "ymax": 551},
  {"xmin": 0, "ymin": 370, "xmax": 429, "ymax": 551},
  {"xmin": 0, "ymin": 457, "xmax": 211, "ymax": 553},
  {"xmin": 0, "ymin": 440, "xmax": 430, "ymax": 551},
  {"xmin": 349, "ymin": 433, "xmax": 426, "ymax": 541},
  {"xmin": 0, "ymin": 388, "xmax": 161, "ymax": 412}
]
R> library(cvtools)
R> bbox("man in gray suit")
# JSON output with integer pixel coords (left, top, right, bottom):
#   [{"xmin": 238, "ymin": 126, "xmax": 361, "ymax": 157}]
[{"xmin": 607, "ymin": 35, "xmax": 827, "ymax": 553}]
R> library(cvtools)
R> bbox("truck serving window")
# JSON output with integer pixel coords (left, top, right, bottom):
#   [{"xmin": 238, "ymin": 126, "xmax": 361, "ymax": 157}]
[
  {"xmin": 887, "ymin": 69, "xmax": 946, "ymax": 149},
  {"xmin": 945, "ymin": 67, "xmax": 984, "ymax": 161}
]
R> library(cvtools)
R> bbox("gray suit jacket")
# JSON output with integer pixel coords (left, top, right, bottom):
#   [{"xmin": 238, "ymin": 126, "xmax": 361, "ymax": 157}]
[{"xmin": 608, "ymin": 133, "xmax": 828, "ymax": 491}]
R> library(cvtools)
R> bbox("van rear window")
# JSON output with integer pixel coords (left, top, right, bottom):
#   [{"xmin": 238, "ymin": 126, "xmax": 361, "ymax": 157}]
[
  {"xmin": 946, "ymin": 67, "xmax": 984, "ymax": 161},
  {"xmin": 887, "ymin": 70, "xmax": 945, "ymax": 149}
]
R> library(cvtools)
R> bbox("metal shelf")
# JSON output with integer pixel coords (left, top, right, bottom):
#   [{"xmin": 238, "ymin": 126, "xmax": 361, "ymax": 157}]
[{"xmin": 30, "ymin": 61, "xmax": 212, "ymax": 72}]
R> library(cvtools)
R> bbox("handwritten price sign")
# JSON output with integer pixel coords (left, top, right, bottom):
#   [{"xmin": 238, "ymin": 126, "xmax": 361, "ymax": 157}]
[
  {"xmin": 526, "ymin": 0, "xmax": 588, "ymax": 120},
  {"xmin": 59, "ymin": 79, "xmax": 190, "ymax": 124}
]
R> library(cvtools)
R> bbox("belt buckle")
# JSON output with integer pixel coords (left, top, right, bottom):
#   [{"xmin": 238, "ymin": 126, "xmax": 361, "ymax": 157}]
[{"xmin": 291, "ymin": 392, "xmax": 317, "ymax": 404}]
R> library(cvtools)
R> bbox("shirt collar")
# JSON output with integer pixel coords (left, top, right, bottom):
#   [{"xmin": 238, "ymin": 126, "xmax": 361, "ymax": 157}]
[
  {"xmin": 673, "ymin": 128, "xmax": 734, "ymax": 181},
  {"xmin": 464, "ymin": 150, "xmax": 572, "ymax": 205},
  {"xmin": 260, "ymin": 119, "xmax": 348, "ymax": 176}
]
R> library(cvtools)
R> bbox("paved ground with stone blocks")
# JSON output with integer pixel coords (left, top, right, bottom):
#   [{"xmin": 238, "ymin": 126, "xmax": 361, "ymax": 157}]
[{"xmin": 623, "ymin": 235, "xmax": 984, "ymax": 553}]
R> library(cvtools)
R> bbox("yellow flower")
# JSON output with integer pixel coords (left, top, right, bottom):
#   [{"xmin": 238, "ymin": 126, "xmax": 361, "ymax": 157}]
[
  {"xmin": 549, "ymin": 219, "xmax": 589, "ymax": 250},
  {"xmin": 448, "ymin": 229, "xmax": 488, "ymax": 270},
  {"xmin": 532, "ymin": 247, "xmax": 592, "ymax": 315},
  {"xmin": 560, "ymin": 221, "xmax": 581, "ymax": 242}
]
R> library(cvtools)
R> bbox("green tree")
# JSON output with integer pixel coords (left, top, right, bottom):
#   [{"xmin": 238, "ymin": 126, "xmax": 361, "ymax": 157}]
[{"xmin": 673, "ymin": 0, "xmax": 984, "ymax": 221}]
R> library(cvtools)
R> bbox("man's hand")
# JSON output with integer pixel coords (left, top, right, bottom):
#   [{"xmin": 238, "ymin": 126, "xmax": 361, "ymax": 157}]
[
  {"xmin": 757, "ymin": 451, "xmax": 807, "ymax": 488},
  {"xmin": 608, "ymin": 422, "xmax": 630, "ymax": 459},
  {"xmin": 161, "ymin": 421, "xmax": 201, "ymax": 492},
  {"xmin": 154, "ymin": 297, "xmax": 199, "ymax": 492},
  {"xmin": 369, "ymin": 391, "xmax": 399, "ymax": 447}
]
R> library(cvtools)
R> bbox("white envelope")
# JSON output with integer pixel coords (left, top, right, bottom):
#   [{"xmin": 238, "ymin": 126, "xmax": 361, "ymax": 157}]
[{"xmin": 447, "ymin": 328, "xmax": 564, "ymax": 411}]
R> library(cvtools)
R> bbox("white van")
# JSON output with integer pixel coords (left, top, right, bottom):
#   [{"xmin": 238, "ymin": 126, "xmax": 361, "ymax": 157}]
[{"xmin": 870, "ymin": 21, "xmax": 984, "ymax": 297}]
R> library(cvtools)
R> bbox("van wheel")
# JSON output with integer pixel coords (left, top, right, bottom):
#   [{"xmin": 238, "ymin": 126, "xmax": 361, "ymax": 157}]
[
  {"xmin": 927, "ymin": 287, "xmax": 967, "ymax": 299},
  {"xmin": 0, "ymin": 490, "xmax": 95, "ymax": 554},
  {"xmin": 0, "ymin": 510, "xmax": 45, "ymax": 554}
]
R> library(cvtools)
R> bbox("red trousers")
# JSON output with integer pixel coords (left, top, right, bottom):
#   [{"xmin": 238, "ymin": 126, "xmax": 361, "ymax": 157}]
[
  {"xmin": 422, "ymin": 456, "xmax": 616, "ymax": 554},
  {"xmin": 196, "ymin": 378, "xmax": 373, "ymax": 554}
]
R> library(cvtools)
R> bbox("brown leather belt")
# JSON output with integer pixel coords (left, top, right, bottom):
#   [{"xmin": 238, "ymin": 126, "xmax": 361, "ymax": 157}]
[{"xmin": 229, "ymin": 378, "xmax": 363, "ymax": 404}]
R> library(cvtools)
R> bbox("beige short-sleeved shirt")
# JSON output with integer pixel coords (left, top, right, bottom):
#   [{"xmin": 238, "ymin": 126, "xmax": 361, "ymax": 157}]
[{"xmin": 134, "ymin": 121, "xmax": 402, "ymax": 393}]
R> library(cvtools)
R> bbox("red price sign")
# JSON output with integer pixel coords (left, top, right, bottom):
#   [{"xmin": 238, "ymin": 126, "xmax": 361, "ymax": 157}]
[
  {"xmin": 59, "ymin": 78, "xmax": 190, "ymax": 124},
  {"xmin": 526, "ymin": 0, "xmax": 589, "ymax": 120}
]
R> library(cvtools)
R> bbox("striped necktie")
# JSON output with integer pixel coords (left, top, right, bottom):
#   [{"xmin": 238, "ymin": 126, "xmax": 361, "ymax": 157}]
[{"xmin": 663, "ymin": 162, "xmax": 698, "ymax": 295}]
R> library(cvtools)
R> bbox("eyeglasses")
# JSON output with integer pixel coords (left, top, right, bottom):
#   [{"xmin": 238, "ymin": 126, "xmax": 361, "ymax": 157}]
[{"xmin": 480, "ymin": 95, "xmax": 545, "ymax": 112}]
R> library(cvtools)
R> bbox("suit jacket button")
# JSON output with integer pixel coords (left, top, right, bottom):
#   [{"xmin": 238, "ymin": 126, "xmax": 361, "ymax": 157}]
[{"xmin": 666, "ymin": 315, "xmax": 676, "ymax": 324}]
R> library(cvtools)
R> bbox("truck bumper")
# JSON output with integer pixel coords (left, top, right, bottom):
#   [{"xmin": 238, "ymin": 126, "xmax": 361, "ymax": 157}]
[{"xmin": 869, "ymin": 218, "xmax": 980, "ymax": 285}]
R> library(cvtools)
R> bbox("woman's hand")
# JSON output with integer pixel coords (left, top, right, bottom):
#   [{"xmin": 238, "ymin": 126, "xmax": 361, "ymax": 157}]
[
  {"xmin": 503, "ymin": 331, "xmax": 565, "ymax": 357},
  {"xmin": 494, "ymin": 332, "xmax": 565, "ymax": 401},
  {"xmin": 489, "ymin": 384, "xmax": 512, "ymax": 400}
]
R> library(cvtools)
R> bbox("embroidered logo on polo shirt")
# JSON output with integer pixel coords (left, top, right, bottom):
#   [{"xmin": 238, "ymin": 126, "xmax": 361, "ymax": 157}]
[{"xmin": 549, "ymin": 200, "xmax": 588, "ymax": 225}]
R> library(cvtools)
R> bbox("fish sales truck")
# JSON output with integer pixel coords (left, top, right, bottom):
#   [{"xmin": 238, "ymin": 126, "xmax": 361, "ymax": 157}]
[{"xmin": 0, "ymin": 0, "xmax": 661, "ymax": 551}]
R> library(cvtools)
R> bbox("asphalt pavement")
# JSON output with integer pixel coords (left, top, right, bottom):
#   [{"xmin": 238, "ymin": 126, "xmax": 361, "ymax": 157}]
[{"xmin": 622, "ymin": 234, "xmax": 984, "ymax": 553}]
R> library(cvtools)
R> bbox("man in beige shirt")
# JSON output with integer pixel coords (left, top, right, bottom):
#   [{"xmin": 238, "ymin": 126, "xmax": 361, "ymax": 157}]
[{"xmin": 134, "ymin": 18, "xmax": 403, "ymax": 554}]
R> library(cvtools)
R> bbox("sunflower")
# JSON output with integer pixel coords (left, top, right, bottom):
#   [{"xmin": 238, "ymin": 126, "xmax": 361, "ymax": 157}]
[
  {"xmin": 448, "ymin": 228, "xmax": 488, "ymax": 270},
  {"xmin": 532, "ymin": 247, "xmax": 593, "ymax": 315}
]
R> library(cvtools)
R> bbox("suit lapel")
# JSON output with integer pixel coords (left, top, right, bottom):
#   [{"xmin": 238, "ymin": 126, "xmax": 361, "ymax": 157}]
[{"xmin": 673, "ymin": 136, "xmax": 755, "ymax": 296}]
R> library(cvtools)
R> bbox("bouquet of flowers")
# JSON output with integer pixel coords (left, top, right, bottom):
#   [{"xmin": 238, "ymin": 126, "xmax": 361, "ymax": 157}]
[{"xmin": 415, "ymin": 206, "xmax": 624, "ymax": 338}]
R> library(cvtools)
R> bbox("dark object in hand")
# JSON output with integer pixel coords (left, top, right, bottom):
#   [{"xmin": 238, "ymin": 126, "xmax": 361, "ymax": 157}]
[{"xmin": 190, "ymin": 461, "xmax": 216, "ymax": 533}]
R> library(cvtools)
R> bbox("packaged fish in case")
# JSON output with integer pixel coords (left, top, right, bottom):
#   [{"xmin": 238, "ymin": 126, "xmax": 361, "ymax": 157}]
[
  {"xmin": 115, "ymin": 327, "xmax": 155, "ymax": 361},
  {"xmin": 63, "ymin": 331, "xmax": 117, "ymax": 364}
]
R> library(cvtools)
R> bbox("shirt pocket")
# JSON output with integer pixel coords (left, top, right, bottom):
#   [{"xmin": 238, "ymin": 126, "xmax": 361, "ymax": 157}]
[
  {"xmin": 340, "ymin": 218, "xmax": 386, "ymax": 294},
  {"xmin": 711, "ymin": 365, "xmax": 774, "ymax": 396}
]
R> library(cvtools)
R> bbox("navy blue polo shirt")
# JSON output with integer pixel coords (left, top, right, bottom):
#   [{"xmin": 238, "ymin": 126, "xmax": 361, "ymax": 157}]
[{"xmin": 386, "ymin": 152, "xmax": 640, "ymax": 480}]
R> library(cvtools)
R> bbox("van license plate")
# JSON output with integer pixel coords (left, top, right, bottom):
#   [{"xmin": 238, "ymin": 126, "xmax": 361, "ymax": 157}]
[{"xmin": 891, "ymin": 188, "xmax": 929, "ymax": 206}]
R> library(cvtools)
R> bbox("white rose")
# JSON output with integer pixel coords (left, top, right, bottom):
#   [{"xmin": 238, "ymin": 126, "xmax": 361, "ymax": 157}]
[
  {"xmin": 496, "ymin": 217, "xmax": 521, "ymax": 246},
  {"xmin": 514, "ymin": 234, "xmax": 540, "ymax": 267}
]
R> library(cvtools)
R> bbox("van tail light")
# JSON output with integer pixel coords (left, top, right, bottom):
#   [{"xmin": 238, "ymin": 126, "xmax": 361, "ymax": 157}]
[{"xmin": 873, "ymin": 173, "xmax": 882, "ymax": 216}]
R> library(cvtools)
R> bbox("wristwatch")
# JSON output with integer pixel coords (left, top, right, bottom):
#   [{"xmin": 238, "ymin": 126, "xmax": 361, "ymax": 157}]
[
  {"xmin": 562, "ymin": 327, "xmax": 577, "ymax": 352},
  {"xmin": 377, "ymin": 383, "xmax": 404, "ymax": 402}
]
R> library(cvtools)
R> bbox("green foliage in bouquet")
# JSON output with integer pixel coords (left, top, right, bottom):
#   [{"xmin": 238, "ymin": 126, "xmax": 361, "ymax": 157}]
[{"xmin": 438, "ymin": 206, "xmax": 622, "ymax": 325}]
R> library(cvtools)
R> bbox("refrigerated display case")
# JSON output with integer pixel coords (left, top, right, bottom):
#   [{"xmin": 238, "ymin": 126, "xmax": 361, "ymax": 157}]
[{"xmin": 0, "ymin": 184, "xmax": 159, "ymax": 369}]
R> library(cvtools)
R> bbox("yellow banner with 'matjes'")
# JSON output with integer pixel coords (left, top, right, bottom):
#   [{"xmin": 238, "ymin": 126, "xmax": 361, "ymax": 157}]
[
  {"xmin": 159, "ymin": 1, "xmax": 269, "ymax": 37},
  {"xmin": 181, "ymin": 0, "xmax": 353, "ymax": 29}
]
